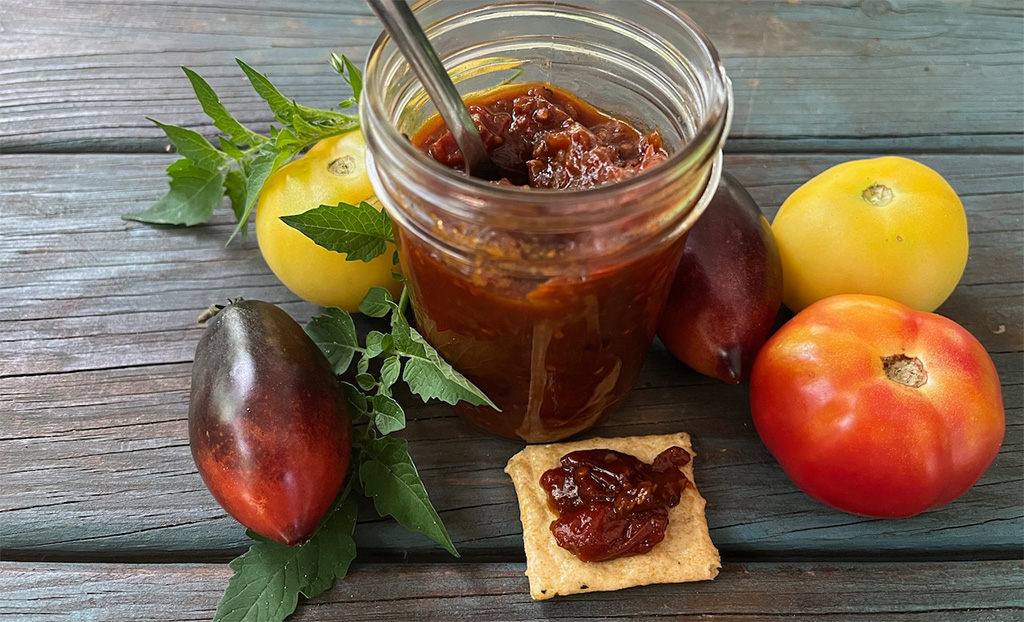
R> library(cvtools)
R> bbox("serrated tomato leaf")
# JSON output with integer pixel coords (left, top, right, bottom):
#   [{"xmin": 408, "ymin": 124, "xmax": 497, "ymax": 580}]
[
  {"xmin": 236, "ymin": 59, "xmax": 296, "ymax": 124},
  {"xmin": 359, "ymin": 435, "xmax": 458, "ymax": 556},
  {"xmin": 214, "ymin": 494, "xmax": 358, "ymax": 622},
  {"xmin": 148, "ymin": 118, "xmax": 230, "ymax": 172},
  {"xmin": 223, "ymin": 170, "xmax": 247, "ymax": 222},
  {"xmin": 183, "ymin": 66, "xmax": 265, "ymax": 147},
  {"xmin": 358, "ymin": 286, "xmax": 398, "ymax": 318},
  {"xmin": 389, "ymin": 314, "xmax": 498, "ymax": 410},
  {"xmin": 304, "ymin": 308, "xmax": 359, "ymax": 375},
  {"xmin": 372, "ymin": 393, "xmax": 405, "ymax": 434},
  {"xmin": 123, "ymin": 159, "xmax": 225, "ymax": 226},
  {"xmin": 228, "ymin": 144, "xmax": 288, "ymax": 243},
  {"xmin": 379, "ymin": 356, "xmax": 401, "ymax": 393},
  {"xmin": 280, "ymin": 201, "xmax": 394, "ymax": 262}
]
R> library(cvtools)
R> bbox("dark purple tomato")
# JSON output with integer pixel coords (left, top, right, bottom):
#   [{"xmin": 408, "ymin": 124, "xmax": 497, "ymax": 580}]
[
  {"xmin": 189, "ymin": 300, "xmax": 350, "ymax": 545},
  {"xmin": 657, "ymin": 173, "xmax": 783, "ymax": 384}
]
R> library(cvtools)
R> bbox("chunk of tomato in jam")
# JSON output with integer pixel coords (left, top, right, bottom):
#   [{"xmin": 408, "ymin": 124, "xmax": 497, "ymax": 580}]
[
  {"xmin": 416, "ymin": 83, "xmax": 668, "ymax": 189},
  {"xmin": 539, "ymin": 447, "xmax": 691, "ymax": 562}
]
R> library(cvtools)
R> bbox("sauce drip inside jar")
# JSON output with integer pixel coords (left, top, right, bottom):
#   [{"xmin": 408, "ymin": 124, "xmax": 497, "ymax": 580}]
[
  {"xmin": 413, "ymin": 83, "xmax": 668, "ymax": 188},
  {"xmin": 539, "ymin": 446, "xmax": 692, "ymax": 562}
]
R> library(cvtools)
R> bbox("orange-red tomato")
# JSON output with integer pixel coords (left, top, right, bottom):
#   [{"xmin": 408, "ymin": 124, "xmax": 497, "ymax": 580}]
[{"xmin": 749, "ymin": 294, "xmax": 1005, "ymax": 518}]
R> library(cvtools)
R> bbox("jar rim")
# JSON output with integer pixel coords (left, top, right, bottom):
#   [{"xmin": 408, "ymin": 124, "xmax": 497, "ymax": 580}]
[{"xmin": 362, "ymin": 0, "xmax": 732, "ymax": 218}]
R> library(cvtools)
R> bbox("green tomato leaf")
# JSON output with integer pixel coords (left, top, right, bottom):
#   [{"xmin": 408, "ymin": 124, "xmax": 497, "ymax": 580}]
[
  {"xmin": 213, "ymin": 494, "xmax": 358, "ymax": 622},
  {"xmin": 340, "ymin": 381, "xmax": 369, "ymax": 420},
  {"xmin": 358, "ymin": 287, "xmax": 398, "ymax": 318},
  {"xmin": 356, "ymin": 373, "xmax": 377, "ymax": 392},
  {"xmin": 290, "ymin": 110, "xmax": 360, "ymax": 143},
  {"xmin": 123, "ymin": 159, "xmax": 225, "ymax": 226},
  {"xmin": 379, "ymin": 355, "xmax": 401, "ymax": 393},
  {"xmin": 389, "ymin": 313, "xmax": 498, "ymax": 410},
  {"xmin": 372, "ymin": 393, "xmax": 405, "ymax": 435},
  {"xmin": 148, "ymin": 118, "xmax": 229, "ymax": 172},
  {"xmin": 228, "ymin": 144, "xmax": 289, "ymax": 244},
  {"xmin": 305, "ymin": 308, "xmax": 359, "ymax": 375},
  {"xmin": 236, "ymin": 59, "xmax": 296, "ymax": 124},
  {"xmin": 219, "ymin": 136, "xmax": 245, "ymax": 160},
  {"xmin": 224, "ymin": 169, "xmax": 247, "ymax": 222},
  {"xmin": 183, "ymin": 67, "xmax": 265, "ymax": 147},
  {"xmin": 289, "ymin": 97, "xmax": 359, "ymax": 139},
  {"xmin": 359, "ymin": 435, "xmax": 458, "ymax": 556},
  {"xmin": 364, "ymin": 331, "xmax": 392, "ymax": 359},
  {"xmin": 279, "ymin": 201, "xmax": 394, "ymax": 262},
  {"xmin": 235, "ymin": 59, "xmax": 357, "ymax": 142}
]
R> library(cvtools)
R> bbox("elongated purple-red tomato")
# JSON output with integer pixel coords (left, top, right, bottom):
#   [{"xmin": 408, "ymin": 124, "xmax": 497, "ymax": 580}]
[{"xmin": 189, "ymin": 300, "xmax": 350, "ymax": 545}]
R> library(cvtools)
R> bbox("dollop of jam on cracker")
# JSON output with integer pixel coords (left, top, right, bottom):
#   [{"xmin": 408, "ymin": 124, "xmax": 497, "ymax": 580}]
[{"xmin": 540, "ymin": 447, "xmax": 691, "ymax": 562}]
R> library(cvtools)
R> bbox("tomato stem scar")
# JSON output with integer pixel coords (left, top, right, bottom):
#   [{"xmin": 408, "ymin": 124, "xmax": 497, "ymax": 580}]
[
  {"xmin": 862, "ymin": 183, "xmax": 894, "ymax": 207},
  {"xmin": 881, "ymin": 353, "xmax": 928, "ymax": 388},
  {"xmin": 328, "ymin": 155, "xmax": 356, "ymax": 177},
  {"xmin": 860, "ymin": 182, "xmax": 892, "ymax": 206}
]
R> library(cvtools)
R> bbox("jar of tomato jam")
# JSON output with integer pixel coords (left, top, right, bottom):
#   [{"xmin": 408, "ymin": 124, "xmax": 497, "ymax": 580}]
[{"xmin": 362, "ymin": 0, "xmax": 731, "ymax": 443}]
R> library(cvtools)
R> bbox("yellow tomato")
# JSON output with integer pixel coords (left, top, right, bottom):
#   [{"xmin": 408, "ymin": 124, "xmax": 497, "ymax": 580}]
[
  {"xmin": 255, "ymin": 131, "xmax": 402, "ymax": 311},
  {"xmin": 772, "ymin": 156, "xmax": 968, "ymax": 312}
]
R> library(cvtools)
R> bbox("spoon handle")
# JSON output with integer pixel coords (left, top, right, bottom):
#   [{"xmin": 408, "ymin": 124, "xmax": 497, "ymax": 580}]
[{"xmin": 365, "ymin": 0, "xmax": 493, "ymax": 177}]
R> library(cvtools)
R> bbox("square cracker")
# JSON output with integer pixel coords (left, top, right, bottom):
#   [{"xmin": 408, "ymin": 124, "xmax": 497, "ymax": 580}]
[{"xmin": 504, "ymin": 432, "xmax": 720, "ymax": 600}]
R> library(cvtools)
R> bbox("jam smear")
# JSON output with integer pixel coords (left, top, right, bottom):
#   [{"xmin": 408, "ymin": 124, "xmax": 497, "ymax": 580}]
[
  {"xmin": 539, "ymin": 446, "xmax": 692, "ymax": 562},
  {"xmin": 414, "ymin": 83, "xmax": 668, "ymax": 189}
]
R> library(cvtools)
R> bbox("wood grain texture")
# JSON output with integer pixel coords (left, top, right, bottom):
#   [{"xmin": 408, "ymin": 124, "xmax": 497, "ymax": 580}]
[
  {"xmin": 3, "ymin": 153, "xmax": 1019, "ymax": 376},
  {"xmin": 1, "ymin": 0, "xmax": 1021, "ymax": 154},
  {"xmin": 2, "ymin": 153, "xmax": 1020, "ymax": 559},
  {"xmin": 1, "ymin": 560, "xmax": 1021, "ymax": 621},
  {"xmin": 2, "ymin": 0, "xmax": 1021, "ymax": 617}
]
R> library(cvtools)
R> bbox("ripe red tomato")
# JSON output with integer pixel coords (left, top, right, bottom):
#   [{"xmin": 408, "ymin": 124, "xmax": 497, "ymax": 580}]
[{"xmin": 749, "ymin": 294, "xmax": 1005, "ymax": 518}]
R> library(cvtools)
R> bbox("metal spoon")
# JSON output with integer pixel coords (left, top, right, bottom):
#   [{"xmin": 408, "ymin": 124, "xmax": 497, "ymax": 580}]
[{"xmin": 365, "ymin": 0, "xmax": 522, "ymax": 183}]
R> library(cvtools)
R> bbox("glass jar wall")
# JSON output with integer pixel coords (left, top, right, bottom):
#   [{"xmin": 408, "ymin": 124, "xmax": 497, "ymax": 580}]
[{"xmin": 362, "ymin": 0, "xmax": 731, "ymax": 442}]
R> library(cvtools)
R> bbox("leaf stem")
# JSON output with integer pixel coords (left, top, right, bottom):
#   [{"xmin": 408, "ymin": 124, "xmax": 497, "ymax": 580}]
[{"xmin": 398, "ymin": 286, "xmax": 410, "ymax": 316}]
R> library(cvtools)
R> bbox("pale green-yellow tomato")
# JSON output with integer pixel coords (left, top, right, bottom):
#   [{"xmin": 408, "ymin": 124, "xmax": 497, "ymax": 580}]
[
  {"xmin": 255, "ymin": 130, "xmax": 402, "ymax": 311},
  {"xmin": 772, "ymin": 156, "xmax": 968, "ymax": 312}
]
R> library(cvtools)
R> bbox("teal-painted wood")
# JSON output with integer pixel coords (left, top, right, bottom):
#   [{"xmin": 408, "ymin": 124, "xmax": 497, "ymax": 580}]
[
  {"xmin": 1, "ymin": 560, "xmax": 1021, "ymax": 620},
  {"xmin": 2, "ymin": 153, "xmax": 1019, "ymax": 561},
  {"xmin": 1, "ymin": 1, "xmax": 1021, "ymax": 617},
  {"xmin": 0, "ymin": 0, "xmax": 1020, "ymax": 153}
]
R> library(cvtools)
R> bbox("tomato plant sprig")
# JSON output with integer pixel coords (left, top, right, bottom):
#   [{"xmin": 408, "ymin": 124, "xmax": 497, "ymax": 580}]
[{"xmin": 123, "ymin": 54, "xmax": 363, "ymax": 243}]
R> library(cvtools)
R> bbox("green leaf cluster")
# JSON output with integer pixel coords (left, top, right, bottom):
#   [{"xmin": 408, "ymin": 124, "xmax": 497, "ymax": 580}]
[
  {"xmin": 214, "ymin": 494, "xmax": 358, "ymax": 622},
  {"xmin": 123, "ymin": 57, "xmax": 363, "ymax": 243}
]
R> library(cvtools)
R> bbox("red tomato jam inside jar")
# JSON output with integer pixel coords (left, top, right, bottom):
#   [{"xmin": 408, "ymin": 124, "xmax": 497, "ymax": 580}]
[
  {"xmin": 416, "ymin": 84, "xmax": 669, "ymax": 188},
  {"xmin": 401, "ymin": 83, "xmax": 690, "ymax": 443},
  {"xmin": 540, "ymin": 447, "xmax": 692, "ymax": 562}
]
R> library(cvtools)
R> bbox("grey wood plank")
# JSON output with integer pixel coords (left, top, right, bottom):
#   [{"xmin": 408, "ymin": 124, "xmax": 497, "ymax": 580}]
[
  {"xmin": 1, "ymin": 153, "xmax": 1020, "ymax": 560},
  {"xmin": 1, "ymin": 560, "xmax": 1021, "ymax": 621},
  {"xmin": 0, "ymin": 0, "xmax": 1020, "ymax": 153}
]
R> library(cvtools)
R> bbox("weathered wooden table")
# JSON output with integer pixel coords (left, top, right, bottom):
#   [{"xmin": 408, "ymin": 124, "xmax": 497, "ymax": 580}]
[{"xmin": 2, "ymin": 1, "xmax": 1022, "ymax": 619}]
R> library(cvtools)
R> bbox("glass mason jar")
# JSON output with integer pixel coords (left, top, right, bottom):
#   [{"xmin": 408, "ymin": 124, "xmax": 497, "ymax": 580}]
[{"xmin": 361, "ymin": 0, "xmax": 732, "ymax": 443}]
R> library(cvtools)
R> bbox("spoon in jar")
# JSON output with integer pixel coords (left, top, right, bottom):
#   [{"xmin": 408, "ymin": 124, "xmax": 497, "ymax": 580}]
[{"xmin": 365, "ymin": 0, "xmax": 525, "ymax": 184}]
